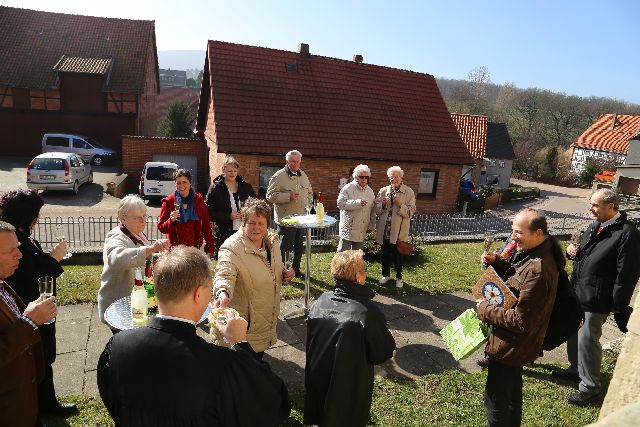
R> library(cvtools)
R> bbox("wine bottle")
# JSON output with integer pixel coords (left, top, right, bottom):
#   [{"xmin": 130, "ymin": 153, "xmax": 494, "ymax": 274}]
[
  {"xmin": 309, "ymin": 192, "xmax": 317, "ymax": 215},
  {"xmin": 315, "ymin": 192, "xmax": 324, "ymax": 223},
  {"xmin": 131, "ymin": 268, "xmax": 148, "ymax": 327}
]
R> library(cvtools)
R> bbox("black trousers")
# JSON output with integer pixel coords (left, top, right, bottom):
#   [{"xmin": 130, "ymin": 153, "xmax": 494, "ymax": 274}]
[
  {"xmin": 484, "ymin": 358, "xmax": 523, "ymax": 427},
  {"xmin": 38, "ymin": 323, "xmax": 58, "ymax": 411},
  {"xmin": 278, "ymin": 225, "xmax": 304, "ymax": 272},
  {"xmin": 381, "ymin": 240, "xmax": 403, "ymax": 279}
]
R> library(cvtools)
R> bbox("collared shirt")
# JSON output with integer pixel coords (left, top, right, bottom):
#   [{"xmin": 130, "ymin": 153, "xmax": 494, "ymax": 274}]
[
  {"xmin": 285, "ymin": 165, "xmax": 302, "ymax": 177},
  {"xmin": 155, "ymin": 313, "xmax": 196, "ymax": 326},
  {"xmin": 600, "ymin": 212, "xmax": 621, "ymax": 230},
  {"xmin": 0, "ymin": 280, "xmax": 38, "ymax": 329}
]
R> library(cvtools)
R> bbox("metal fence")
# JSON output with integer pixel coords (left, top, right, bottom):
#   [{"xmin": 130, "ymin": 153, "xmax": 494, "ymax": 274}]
[{"xmin": 36, "ymin": 211, "xmax": 640, "ymax": 252}]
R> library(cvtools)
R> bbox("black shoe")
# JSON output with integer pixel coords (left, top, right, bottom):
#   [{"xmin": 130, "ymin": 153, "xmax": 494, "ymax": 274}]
[
  {"xmin": 476, "ymin": 356, "xmax": 490, "ymax": 369},
  {"xmin": 566, "ymin": 390, "xmax": 600, "ymax": 406},
  {"xmin": 551, "ymin": 369, "xmax": 580, "ymax": 382},
  {"xmin": 41, "ymin": 402, "xmax": 79, "ymax": 417},
  {"xmin": 294, "ymin": 270, "xmax": 305, "ymax": 279}
]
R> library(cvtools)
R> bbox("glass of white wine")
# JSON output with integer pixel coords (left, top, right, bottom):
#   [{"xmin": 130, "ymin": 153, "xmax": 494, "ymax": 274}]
[
  {"xmin": 55, "ymin": 224, "xmax": 72, "ymax": 259},
  {"xmin": 38, "ymin": 276, "xmax": 55, "ymax": 324}
]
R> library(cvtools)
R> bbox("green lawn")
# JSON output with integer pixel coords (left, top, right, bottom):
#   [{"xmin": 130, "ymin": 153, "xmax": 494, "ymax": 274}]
[{"xmin": 51, "ymin": 239, "xmax": 596, "ymax": 427}]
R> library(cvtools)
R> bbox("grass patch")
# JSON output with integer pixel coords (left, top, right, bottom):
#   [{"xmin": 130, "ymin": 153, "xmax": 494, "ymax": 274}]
[
  {"xmin": 57, "ymin": 265, "xmax": 103, "ymax": 306},
  {"xmin": 48, "ymin": 355, "xmax": 612, "ymax": 427}
]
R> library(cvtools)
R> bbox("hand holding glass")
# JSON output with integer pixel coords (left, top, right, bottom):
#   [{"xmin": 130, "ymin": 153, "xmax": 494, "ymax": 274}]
[
  {"xmin": 38, "ymin": 276, "xmax": 55, "ymax": 324},
  {"xmin": 284, "ymin": 250, "xmax": 294, "ymax": 270},
  {"xmin": 54, "ymin": 225, "xmax": 72, "ymax": 259}
]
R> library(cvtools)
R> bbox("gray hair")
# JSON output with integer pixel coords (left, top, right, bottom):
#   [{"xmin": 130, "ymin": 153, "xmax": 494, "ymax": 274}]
[
  {"xmin": 352, "ymin": 164, "xmax": 371, "ymax": 179},
  {"xmin": 387, "ymin": 166, "xmax": 404, "ymax": 177},
  {"xmin": 285, "ymin": 150, "xmax": 302, "ymax": 161},
  {"xmin": 594, "ymin": 188, "xmax": 620, "ymax": 210},
  {"xmin": 117, "ymin": 194, "xmax": 147, "ymax": 221},
  {"xmin": 154, "ymin": 245, "xmax": 212, "ymax": 303},
  {"xmin": 0, "ymin": 220, "xmax": 16, "ymax": 233}
]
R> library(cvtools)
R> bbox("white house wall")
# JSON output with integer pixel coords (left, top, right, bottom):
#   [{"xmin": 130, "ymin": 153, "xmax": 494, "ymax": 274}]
[{"xmin": 571, "ymin": 147, "xmax": 627, "ymax": 173}]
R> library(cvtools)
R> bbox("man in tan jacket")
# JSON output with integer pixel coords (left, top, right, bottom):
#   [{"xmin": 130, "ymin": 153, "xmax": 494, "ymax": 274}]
[{"xmin": 266, "ymin": 150, "xmax": 312, "ymax": 278}]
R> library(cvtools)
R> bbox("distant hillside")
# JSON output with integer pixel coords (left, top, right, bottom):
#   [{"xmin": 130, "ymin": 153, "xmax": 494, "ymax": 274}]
[{"xmin": 158, "ymin": 50, "xmax": 206, "ymax": 71}]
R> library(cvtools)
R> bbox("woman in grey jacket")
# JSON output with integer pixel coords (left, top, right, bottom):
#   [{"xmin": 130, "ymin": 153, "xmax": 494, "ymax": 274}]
[{"xmin": 336, "ymin": 164, "xmax": 376, "ymax": 252}]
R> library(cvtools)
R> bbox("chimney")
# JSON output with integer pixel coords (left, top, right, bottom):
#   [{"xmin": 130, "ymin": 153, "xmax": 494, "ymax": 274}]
[
  {"xmin": 610, "ymin": 113, "xmax": 618, "ymax": 130},
  {"xmin": 298, "ymin": 43, "xmax": 309, "ymax": 57},
  {"xmin": 353, "ymin": 54, "xmax": 363, "ymax": 63}
]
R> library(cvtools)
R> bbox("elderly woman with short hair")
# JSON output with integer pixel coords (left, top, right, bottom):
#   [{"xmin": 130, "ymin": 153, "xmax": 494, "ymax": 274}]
[
  {"xmin": 336, "ymin": 164, "xmax": 376, "ymax": 252},
  {"xmin": 98, "ymin": 195, "xmax": 170, "ymax": 324},
  {"xmin": 304, "ymin": 250, "xmax": 395, "ymax": 427},
  {"xmin": 374, "ymin": 166, "xmax": 416, "ymax": 288}
]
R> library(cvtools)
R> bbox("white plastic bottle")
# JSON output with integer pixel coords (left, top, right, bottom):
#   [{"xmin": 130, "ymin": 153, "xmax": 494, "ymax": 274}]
[{"xmin": 131, "ymin": 268, "xmax": 148, "ymax": 327}]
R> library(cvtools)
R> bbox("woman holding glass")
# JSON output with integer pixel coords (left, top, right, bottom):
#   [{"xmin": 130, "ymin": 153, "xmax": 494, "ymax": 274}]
[
  {"xmin": 205, "ymin": 156, "xmax": 255, "ymax": 258},
  {"xmin": 0, "ymin": 189, "xmax": 76, "ymax": 418},
  {"xmin": 99, "ymin": 195, "xmax": 170, "ymax": 325},
  {"xmin": 213, "ymin": 198, "xmax": 294, "ymax": 356},
  {"xmin": 158, "ymin": 169, "xmax": 215, "ymax": 256}
]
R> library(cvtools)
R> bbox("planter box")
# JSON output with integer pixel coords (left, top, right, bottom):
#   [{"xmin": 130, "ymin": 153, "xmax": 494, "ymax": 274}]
[
  {"xmin": 500, "ymin": 189, "xmax": 539, "ymax": 203},
  {"xmin": 483, "ymin": 193, "xmax": 501, "ymax": 209}
]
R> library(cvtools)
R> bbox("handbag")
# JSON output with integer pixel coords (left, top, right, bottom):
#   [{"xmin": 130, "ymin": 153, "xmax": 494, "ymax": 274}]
[{"xmin": 395, "ymin": 239, "xmax": 413, "ymax": 256}]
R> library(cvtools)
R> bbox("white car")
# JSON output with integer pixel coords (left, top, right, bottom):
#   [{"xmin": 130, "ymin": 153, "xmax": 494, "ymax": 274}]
[
  {"xmin": 27, "ymin": 152, "xmax": 93, "ymax": 194},
  {"xmin": 41, "ymin": 133, "xmax": 118, "ymax": 166},
  {"xmin": 139, "ymin": 161, "xmax": 178, "ymax": 200}
]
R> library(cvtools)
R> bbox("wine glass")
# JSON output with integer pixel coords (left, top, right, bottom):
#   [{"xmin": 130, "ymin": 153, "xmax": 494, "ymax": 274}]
[
  {"xmin": 570, "ymin": 229, "xmax": 582, "ymax": 249},
  {"xmin": 54, "ymin": 224, "xmax": 72, "ymax": 259},
  {"xmin": 481, "ymin": 233, "xmax": 495, "ymax": 270},
  {"xmin": 38, "ymin": 276, "xmax": 55, "ymax": 324},
  {"xmin": 284, "ymin": 250, "xmax": 294, "ymax": 270}
]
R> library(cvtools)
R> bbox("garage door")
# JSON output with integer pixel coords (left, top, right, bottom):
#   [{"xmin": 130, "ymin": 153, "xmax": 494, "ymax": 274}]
[{"xmin": 152, "ymin": 154, "xmax": 199, "ymax": 191}]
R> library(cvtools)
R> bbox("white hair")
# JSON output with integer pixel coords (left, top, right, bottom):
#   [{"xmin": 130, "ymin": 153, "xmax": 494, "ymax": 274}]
[
  {"xmin": 387, "ymin": 166, "xmax": 404, "ymax": 177},
  {"xmin": 352, "ymin": 164, "xmax": 371, "ymax": 179},
  {"xmin": 285, "ymin": 150, "xmax": 302, "ymax": 161},
  {"xmin": 117, "ymin": 194, "xmax": 147, "ymax": 221}
]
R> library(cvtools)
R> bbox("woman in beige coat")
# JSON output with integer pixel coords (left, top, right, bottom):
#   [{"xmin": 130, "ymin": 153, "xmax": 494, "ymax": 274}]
[
  {"xmin": 213, "ymin": 198, "xmax": 294, "ymax": 356},
  {"xmin": 374, "ymin": 166, "xmax": 416, "ymax": 288}
]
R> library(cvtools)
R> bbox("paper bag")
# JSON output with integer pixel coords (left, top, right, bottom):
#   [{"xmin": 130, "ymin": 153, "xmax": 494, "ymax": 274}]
[{"xmin": 440, "ymin": 308, "xmax": 490, "ymax": 361}]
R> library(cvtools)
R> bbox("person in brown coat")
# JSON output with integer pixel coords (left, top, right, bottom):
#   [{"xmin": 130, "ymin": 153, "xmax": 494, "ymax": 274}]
[
  {"xmin": 477, "ymin": 208, "xmax": 565, "ymax": 427},
  {"xmin": 0, "ymin": 221, "xmax": 57, "ymax": 427}
]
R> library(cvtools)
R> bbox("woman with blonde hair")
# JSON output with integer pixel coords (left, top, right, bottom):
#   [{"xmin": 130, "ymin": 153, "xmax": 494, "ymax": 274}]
[{"xmin": 213, "ymin": 197, "xmax": 293, "ymax": 356}]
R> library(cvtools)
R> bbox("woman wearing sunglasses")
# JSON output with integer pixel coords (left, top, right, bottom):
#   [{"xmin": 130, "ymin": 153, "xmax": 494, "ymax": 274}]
[{"xmin": 336, "ymin": 164, "xmax": 376, "ymax": 252}]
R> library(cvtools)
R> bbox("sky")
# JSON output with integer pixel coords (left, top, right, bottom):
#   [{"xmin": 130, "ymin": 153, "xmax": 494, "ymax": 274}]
[{"xmin": 4, "ymin": 0, "xmax": 640, "ymax": 104}]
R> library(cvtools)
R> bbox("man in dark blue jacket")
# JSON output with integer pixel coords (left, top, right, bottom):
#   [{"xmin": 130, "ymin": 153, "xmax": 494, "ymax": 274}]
[{"xmin": 557, "ymin": 189, "xmax": 640, "ymax": 405}]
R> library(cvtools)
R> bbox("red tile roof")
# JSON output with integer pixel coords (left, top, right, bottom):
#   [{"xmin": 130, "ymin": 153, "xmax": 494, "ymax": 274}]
[
  {"xmin": 450, "ymin": 113, "xmax": 488, "ymax": 158},
  {"xmin": 197, "ymin": 41, "xmax": 473, "ymax": 165},
  {"xmin": 0, "ymin": 6, "xmax": 157, "ymax": 93},
  {"xmin": 573, "ymin": 114, "xmax": 640, "ymax": 155}
]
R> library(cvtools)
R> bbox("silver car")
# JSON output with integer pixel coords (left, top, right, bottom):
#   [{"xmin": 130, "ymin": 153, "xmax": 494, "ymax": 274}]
[{"xmin": 27, "ymin": 152, "xmax": 93, "ymax": 194}]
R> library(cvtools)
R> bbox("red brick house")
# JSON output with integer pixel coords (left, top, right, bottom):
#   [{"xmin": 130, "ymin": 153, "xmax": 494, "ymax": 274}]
[
  {"xmin": 0, "ymin": 6, "xmax": 159, "ymax": 156},
  {"xmin": 195, "ymin": 41, "xmax": 473, "ymax": 213}
]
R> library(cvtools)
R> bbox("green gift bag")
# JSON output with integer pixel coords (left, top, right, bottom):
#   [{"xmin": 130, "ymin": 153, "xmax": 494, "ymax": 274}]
[{"xmin": 440, "ymin": 308, "xmax": 490, "ymax": 361}]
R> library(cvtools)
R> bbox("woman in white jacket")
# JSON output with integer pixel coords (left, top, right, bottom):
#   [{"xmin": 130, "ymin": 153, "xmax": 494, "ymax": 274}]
[{"xmin": 336, "ymin": 164, "xmax": 376, "ymax": 252}]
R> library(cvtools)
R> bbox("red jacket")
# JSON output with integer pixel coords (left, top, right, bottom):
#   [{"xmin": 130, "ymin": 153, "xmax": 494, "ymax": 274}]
[{"xmin": 158, "ymin": 192, "xmax": 215, "ymax": 255}]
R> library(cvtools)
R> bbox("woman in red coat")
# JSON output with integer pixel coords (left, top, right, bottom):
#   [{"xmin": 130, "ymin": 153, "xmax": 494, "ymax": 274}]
[{"xmin": 158, "ymin": 169, "xmax": 215, "ymax": 256}]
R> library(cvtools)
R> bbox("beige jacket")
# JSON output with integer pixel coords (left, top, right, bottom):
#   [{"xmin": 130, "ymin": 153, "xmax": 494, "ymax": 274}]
[
  {"xmin": 213, "ymin": 229, "xmax": 284, "ymax": 353},
  {"xmin": 374, "ymin": 183, "xmax": 416, "ymax": 244},
  {"xmin": 337, "ymin": 180, "xmax": 376, "ymax": 242},
  {"xmin": 266, "ymin": 166, "xmax": 312, "ymax": 222}
]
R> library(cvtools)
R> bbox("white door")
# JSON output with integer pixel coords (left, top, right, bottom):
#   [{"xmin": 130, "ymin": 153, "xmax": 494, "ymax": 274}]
[{"xmin": 153, "ymin": 155, "xmax": 199, "ymax": 192}]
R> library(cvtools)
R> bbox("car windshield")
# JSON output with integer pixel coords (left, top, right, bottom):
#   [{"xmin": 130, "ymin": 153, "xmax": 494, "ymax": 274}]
[
  {"xmin": 146, "ymin": 167, "xmax": 176, "ymax": 181},
  {"xmin": 85, "ymin": 137, "xmax": 105, "ymax": 148},
  {"xmin": 32, "ymin": 158, "xmax": 66, "ymax": 170}
]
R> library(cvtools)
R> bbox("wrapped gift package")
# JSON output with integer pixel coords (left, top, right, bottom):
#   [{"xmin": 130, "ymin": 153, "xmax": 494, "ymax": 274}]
[{"xmin": 440, "ymin": 308, "xmax": 490, "ymax": 361}]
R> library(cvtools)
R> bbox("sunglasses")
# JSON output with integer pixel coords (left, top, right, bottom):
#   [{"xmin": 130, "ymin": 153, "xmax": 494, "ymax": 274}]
[{"xmin": 357, "ymin": 176, "xmax": 370, "ymax": 180}]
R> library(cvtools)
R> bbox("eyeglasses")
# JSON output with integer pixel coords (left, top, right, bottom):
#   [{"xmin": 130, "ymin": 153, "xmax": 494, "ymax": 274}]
[
  {"xmin": 357, "ymin": 176, "xmax": 370, "ymax": 180},
  {"xmin": 129, "ymin": 214, "xmax": 148, "ymax": 222}
]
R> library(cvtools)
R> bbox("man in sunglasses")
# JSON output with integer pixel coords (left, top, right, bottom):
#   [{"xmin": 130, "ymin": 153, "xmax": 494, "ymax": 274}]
[{"xmin": 336, "ymin": 164, "xmax": 376, "ymax": 252}]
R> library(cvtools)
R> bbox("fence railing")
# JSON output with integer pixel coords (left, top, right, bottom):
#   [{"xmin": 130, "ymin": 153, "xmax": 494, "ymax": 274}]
[{"xmin": 34, "ymin": 212, "xmax": 640, "ymax": 252}]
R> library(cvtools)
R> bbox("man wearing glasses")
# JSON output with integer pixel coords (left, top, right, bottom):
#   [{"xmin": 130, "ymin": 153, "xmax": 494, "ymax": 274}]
[{"xmin": 336, "ymin": 164, "xmax": 376, "ymax": 252}]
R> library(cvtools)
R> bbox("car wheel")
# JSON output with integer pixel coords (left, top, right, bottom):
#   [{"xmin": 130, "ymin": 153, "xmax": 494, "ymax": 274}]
[
  {"xmin": 88, "ymin": 171, "xmax": 93, "ymax": 184},
  {"xmin": 92, "ymin": 155, "xmax": 103, "ymax": 166},
  {"xmin": 72, "ymin": 181, "xmax": 79, "ymax": 195}
]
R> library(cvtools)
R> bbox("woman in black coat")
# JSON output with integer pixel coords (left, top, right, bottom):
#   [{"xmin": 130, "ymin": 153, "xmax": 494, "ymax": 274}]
[
  {"xmin": 205, "ymin": 156, "xmax": 255, "ymax": 257},
  {"xmin": 0, "ymin": 190, "xmax": 78, "ymax": 418}
]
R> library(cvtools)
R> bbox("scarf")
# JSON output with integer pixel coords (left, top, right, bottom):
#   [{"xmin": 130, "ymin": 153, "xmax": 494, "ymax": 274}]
[
  {"xmin": 119, "ymin": 223, "xmax": 147, "ymax": 246},
  {"xmin": 176, "ymin": 189, "xmax": 200, "ymax": 224}
]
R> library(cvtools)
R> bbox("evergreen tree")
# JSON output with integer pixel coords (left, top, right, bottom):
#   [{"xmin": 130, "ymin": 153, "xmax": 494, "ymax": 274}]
[
  {"xmin": 157, "ymin": 101, "xmax": 194, "ymax": 137},
  {"xmin": 578, "ymin": 158, "xmax": 601, "ymax": 186}
]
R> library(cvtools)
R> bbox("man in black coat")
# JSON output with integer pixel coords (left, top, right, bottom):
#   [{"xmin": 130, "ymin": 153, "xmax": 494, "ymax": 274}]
[
  {"xmin": 304, "ymin": 250, "xmax": 396, "ymax": 427},
  {"xmin": 557, "ymin": 189, "xmax": 640, "ymax": 405},
  {"xmin": 97, "ymin": 245, "xmax": 290, "ymax": 426}
]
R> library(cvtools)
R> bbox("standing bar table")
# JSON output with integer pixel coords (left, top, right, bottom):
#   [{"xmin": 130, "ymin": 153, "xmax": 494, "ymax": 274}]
[
  {"xmin": 105, "ymin": 296, "xmax": 211, "ymax": 331},
  {"xmin": 278, "ymin": 213, "xmax": 337, "ymax": 318}
]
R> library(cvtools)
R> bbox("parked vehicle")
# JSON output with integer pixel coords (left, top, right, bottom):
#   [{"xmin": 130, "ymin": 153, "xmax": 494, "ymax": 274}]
[
  {"xmin": 41, "ymin": 133, "xmax": 118, "ymax": 166},
  {"xmin": 139, "ymin": 161, "xmax": 178, "ymax": 200},
  {"xmin": 27, "ymin": 152, "xmax": 93, "ymax": 194}
]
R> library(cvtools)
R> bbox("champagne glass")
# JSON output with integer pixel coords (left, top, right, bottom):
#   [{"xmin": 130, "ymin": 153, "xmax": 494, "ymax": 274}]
[
  {"xmin": 481, "ymin": 233, "xmax": 495, "ymax": 270},
  {"xmin": 570, "ymin": 229, "xmax": 582, "ymax": 249},
  {"xmin": 38, "ymin": 276, "xmax": 55, "ymax": 324},
  {"xmin": 54, "ymin": 224, "xmax": 72, "ymax": 259},
  {"xmin": 284, "ymin": 250, "xmax": 294, "ymax": 270}
]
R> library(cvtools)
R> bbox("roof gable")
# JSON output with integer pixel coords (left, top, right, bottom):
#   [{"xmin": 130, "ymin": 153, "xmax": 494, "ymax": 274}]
[
  {"xmin": 486, "ymin": 122, "xmax": 516, "ymax": 160},
  {"xmin": 197, "ymin": 41, "xmax": 473, "ymax": 165},
  {"xmin": 450, "ymin": 113, "xmax": 488, "ymax": 158},
  {"xmin": 0, "ymin": 6, "xmax": 157, "ymax": 93},
  {"xmin": 572, "ymin": 113, "xmax": 640, "ymax": 155}
]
